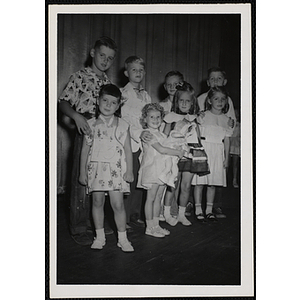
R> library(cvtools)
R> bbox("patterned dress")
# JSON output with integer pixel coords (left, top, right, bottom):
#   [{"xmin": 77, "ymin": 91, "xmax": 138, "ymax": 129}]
[{"xmin": 85, "ymin": 116, "xmax": 130, "ymax": 194}]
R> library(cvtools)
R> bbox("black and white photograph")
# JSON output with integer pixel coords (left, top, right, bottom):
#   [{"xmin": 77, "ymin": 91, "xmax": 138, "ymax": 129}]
[{"xmin": 48, "ymin": 2, "xmax": 253, "ymax": 298}]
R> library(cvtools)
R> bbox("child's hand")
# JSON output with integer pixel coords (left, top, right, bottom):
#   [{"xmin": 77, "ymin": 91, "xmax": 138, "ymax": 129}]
[
  {"xmin": 123, "ymin": 171, "xmax": 134, "ymax": 183},
  {"xmin": 140, "ymin": 130, "xmax": 153, "ymax": 143},
  {"xmin": 223, "ymin": 158, "xmax": 229, "ymax": 169},
  {"xmin": 228, "ymin": 117, "xmax": 235, "ymax": 128},
  {"xmin": 78, "ymin": 173, "xmax": 87, "ymax": 186},
  {"xmin": 178, "ymin": 149, "xmax": 185, "ymax": 159},
  {"xmin": 74, "ymin": 114, "xmax": 91, "ymax": 135}
]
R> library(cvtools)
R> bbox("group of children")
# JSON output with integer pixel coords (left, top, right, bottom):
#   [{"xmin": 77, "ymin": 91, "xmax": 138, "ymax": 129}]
[{"xmin": 59, "ymin": 37, "xmax": 241, "ymax": 253}]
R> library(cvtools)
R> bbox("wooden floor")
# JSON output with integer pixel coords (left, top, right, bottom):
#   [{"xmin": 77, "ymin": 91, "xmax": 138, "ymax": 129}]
[{"xmin": 56, "ymin": 183, "xmax": 240, "ymax": 286}]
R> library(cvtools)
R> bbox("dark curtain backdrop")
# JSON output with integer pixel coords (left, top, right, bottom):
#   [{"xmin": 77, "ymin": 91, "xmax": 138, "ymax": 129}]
[{"xmin": 57, "ymin": 13, "xmax": 240, "ymax": 193}]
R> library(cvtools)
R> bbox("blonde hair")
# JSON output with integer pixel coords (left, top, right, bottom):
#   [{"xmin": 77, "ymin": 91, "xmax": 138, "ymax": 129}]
[{"xmin": 140, "ymin": 103, "xmax": 165, "ymax": 129}]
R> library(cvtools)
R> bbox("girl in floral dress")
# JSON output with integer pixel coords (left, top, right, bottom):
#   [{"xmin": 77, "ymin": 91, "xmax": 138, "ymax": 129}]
[{"xmin": 79, "ymin": 84, "xmax": 134, "ymax": 252}]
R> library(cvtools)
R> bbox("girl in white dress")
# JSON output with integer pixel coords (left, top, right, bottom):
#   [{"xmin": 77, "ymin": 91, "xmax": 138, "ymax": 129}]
[
  {"xmin": 138, "ymin": 103, "xmax": 185, "ymax": 237},
  {"xmin": 79, "ymin": 84, "xmax": 134, "ymax": 252},
  {"xmin": 192, "ymin": 86, "xmax": 233, "ymax": 221}
]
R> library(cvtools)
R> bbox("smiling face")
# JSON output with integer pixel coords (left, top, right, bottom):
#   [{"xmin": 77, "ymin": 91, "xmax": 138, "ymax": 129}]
[
  {"xmin": 145, "ymin": 109, "xmax": 162, "ymax": 130},
  {"xmin": 178, "ymin": 92, "xmax": 192, "ymax": 114},
  {"xmin": 207, "ymin": 71, "xmax": 227, "ymax": 88},
  {"xmin": 164, "ymin": 75, "xmax": 182, "ymax": 97},
  {"xmin": 124, "ymin": 62, "xmax": 145, "ymax": 86},
  {"xmin": 208, "ymin": 92, "xmax": 227, "ymax": 114},
  {"xmin": 98, "ymin": 94, "xmax": 120, "ymax": 117},
  {"xmin": 90, "ymin": 45, "xmax": 116, "ymax": 76}
]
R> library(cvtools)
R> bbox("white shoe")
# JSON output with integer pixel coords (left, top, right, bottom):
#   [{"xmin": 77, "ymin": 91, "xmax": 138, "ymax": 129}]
[
  {"xmin": 117, "ymin": 239, "xmax": 134, "ymax": 252},
  {"xmin": 156, "ymin": 226, "xmax": 170, "ymax": 236},
  {"xmin": 165, "ymin": 215, "xmax": 178, "ymax": 226},
  {"xmin": 91, "ymin": 238, "xmax": 106, "ymax": 250},
  {"xmin": 177, "ymin": 215, "xmax": 192, "ymax": 226},
  {"xmin": 159, "ymin": 214, "xmax": 166, "ymax": 221},
  {"xmin": 145, "ymin": 227, "xmax": 165, "ymax": 238}
]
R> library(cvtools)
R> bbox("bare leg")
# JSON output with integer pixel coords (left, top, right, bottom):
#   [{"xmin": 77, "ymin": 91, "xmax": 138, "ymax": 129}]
[
  {"xmin": 92, "ymin": 191, "xmax": 106, "ymax": 229},
  {"xmin": 194, "ymin": 185, "xmax": 205, "ymax": 219},
  {"xmin": 145, "ymin": 184, "xmax": 160, "ymax": 221},
  {"xmin": 177, "ymin": 172, "xmax": 194, "ymax": 226},
  {"xmin": 109, "ymin": 191, "xmax": 126, "ymax": 232},
  {"xmin": 206, "ymin": 185, "xmax": 217, "ymax": 221}
]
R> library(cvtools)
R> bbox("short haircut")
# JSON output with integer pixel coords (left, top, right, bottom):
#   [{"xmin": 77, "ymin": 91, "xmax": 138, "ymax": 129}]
[
  {"xmin": 124, "ymin": 56, "xmax": 145, "ymax": 70},
  {"xmin": 140, "ymin": 103, "xmax": 165, "ymax": 129},
  {"xmin": 96, "ymin": 84, "xmax": 122, "ymax": 118},
  {"xmin": 205, "ymin": 86, "xmax": 229, "ymax": 114},
  {"xmin": 207, "ymin": 67, "xmax": 227, "ymax": 79},
  {"xmin": 93, "ymin": 36, "xmax": 118, "ymax": 52},
  {"xmin": 171, "ymin": 81, "xmax": 200, "ymax": 115},
  {"xmin": 164, "ymin": 71, "xmax": 184, "ymax": 82}
]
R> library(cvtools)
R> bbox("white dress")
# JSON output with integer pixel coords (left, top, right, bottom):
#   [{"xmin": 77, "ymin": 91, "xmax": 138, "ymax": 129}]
[{"xmin": 192, "ymin": 111, "xmax": 233, "ymax": 187}]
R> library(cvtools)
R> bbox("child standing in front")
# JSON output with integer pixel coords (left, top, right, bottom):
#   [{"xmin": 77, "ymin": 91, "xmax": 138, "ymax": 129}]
[
  {"xmin": 59, "ymin": 37, "xmax": 117, "ymax": 245},
  {"xmin": 79, "ymin": 84, "xmax": 134, "ymax": 252},
  {"xmin": 163, "ymin": 82, "xmax": 203, "ymax": 226},
  {"xmin": 121, "ymin": 56, "xmax": 152, "ymax": 229},
  {"xmin": 192, "ymin": 86, "xmax": 233, "ymax": 221},
  {"xmin": 138, "ymin": 103, "xmax": 185, "ymax": 237}
]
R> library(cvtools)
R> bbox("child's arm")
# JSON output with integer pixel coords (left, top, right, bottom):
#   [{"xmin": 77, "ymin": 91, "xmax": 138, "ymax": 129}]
[
  {"xmin": 59, "ymin": 100, "xmax": 91, "ymax": 135},
  {"xmin": 223, "ymin": 136, "xmax": 230, "ymax": 168},
  {"xmin": 79, "ymin": 138, "xmax": 91, "ymax": 186},
  {"xmin": 163, "ymin": 122, "xmax": 172, "ymax": 136},
  {"xmin": 123, "ymin": 129, "xmax": 134, "ymax": 183},
  {"xmin": 152, "ymin": 142, "xmax": 185, "ymax": 158}
]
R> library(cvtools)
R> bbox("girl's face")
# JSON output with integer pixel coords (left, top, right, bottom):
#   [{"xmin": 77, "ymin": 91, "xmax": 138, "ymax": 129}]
[
  {"xmin": 164, "ymin": 75, "xmax": 182, "ymax": 96},
  {"xmin": 99, "ymin": 94, "xmax": 120, "ymax": 117},
  {"xmin": 145, "ymin": 110, "xmax": 162, "ymax": 130},
  {"xmin": 178, "ymin": 92, "xmax": 192, "ymax": 114},
  {"xmin": 208, "ymin": 92, "xmax": 227, "ymax": 114}
]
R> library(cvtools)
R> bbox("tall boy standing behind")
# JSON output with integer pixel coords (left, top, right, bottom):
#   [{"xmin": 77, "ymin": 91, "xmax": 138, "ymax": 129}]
[
  {"xmin": 59, "ymin": 37, "xmax": 117, "ymax": 245},
  {"xmin": 121, "ymin": 56, "xmax": 152, "ymax": 228}
]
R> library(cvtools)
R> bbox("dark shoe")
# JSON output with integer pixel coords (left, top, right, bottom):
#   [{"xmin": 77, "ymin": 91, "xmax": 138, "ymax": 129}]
[
  {"xmin": 185, "ymin": 202, "xmax": 193, "ymax": 217},
  {"xmin": 206, "ymin": 213, "xmax": 218, "ymax": 222},
  {"xmin": 130, "ymin": 215, "xmax": 145, "ymax": 228},
  {"xmin": 126, "ymin": 224, "xmax": 134, "ymax": 233},
  {"xmin": 213, "ymin": 207, "xmax": 227, "ymax": 219},
  {"xmin": 104, "ymin": 226, "xmax": 114, "ymax": 235},
  {"xmin": 71, "ymin": 232, "xmax": 92, "ymax": 246}
]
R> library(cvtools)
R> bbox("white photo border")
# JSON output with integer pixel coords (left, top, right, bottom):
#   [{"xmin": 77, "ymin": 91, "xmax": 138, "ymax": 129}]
[{"xmin": 48, "ymin": 3, "xmax": 253, "ymax": 298}]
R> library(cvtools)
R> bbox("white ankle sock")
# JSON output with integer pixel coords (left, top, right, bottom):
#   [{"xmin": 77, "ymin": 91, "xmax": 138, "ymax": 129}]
[
  {"xmin": 178, "ymin": 206, "xmax": 186, "ymax": 217},
  {"xmin": 95, "ymin": 228, "xmax": 105, "ymax": 240},
  {"xmin": 153, "ymin": 217, "xmax": 160, "ymax": 227},
  {"xmin": 195, "ymin": 204, "xmax": 203, "ymax": 215},
  {"xmin": 118, "ymin": 230, "xmax": 127, "ymax": 241},
  {"xmin": 206, "ymin": 203, "xmax": 213, "ymax": 214},
  {"xmin": 164, "ymin": 206, "xmax": 171, "ymax": 217},
  {"xmin": 146, "ymin": 219, "xmax": 154, "ymax": 229}
]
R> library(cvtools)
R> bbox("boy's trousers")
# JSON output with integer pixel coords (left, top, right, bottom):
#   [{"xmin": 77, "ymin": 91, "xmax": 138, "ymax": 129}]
[{"xmin": 69, "ymin": 133, "xmax": 90, "ymax": 235}]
